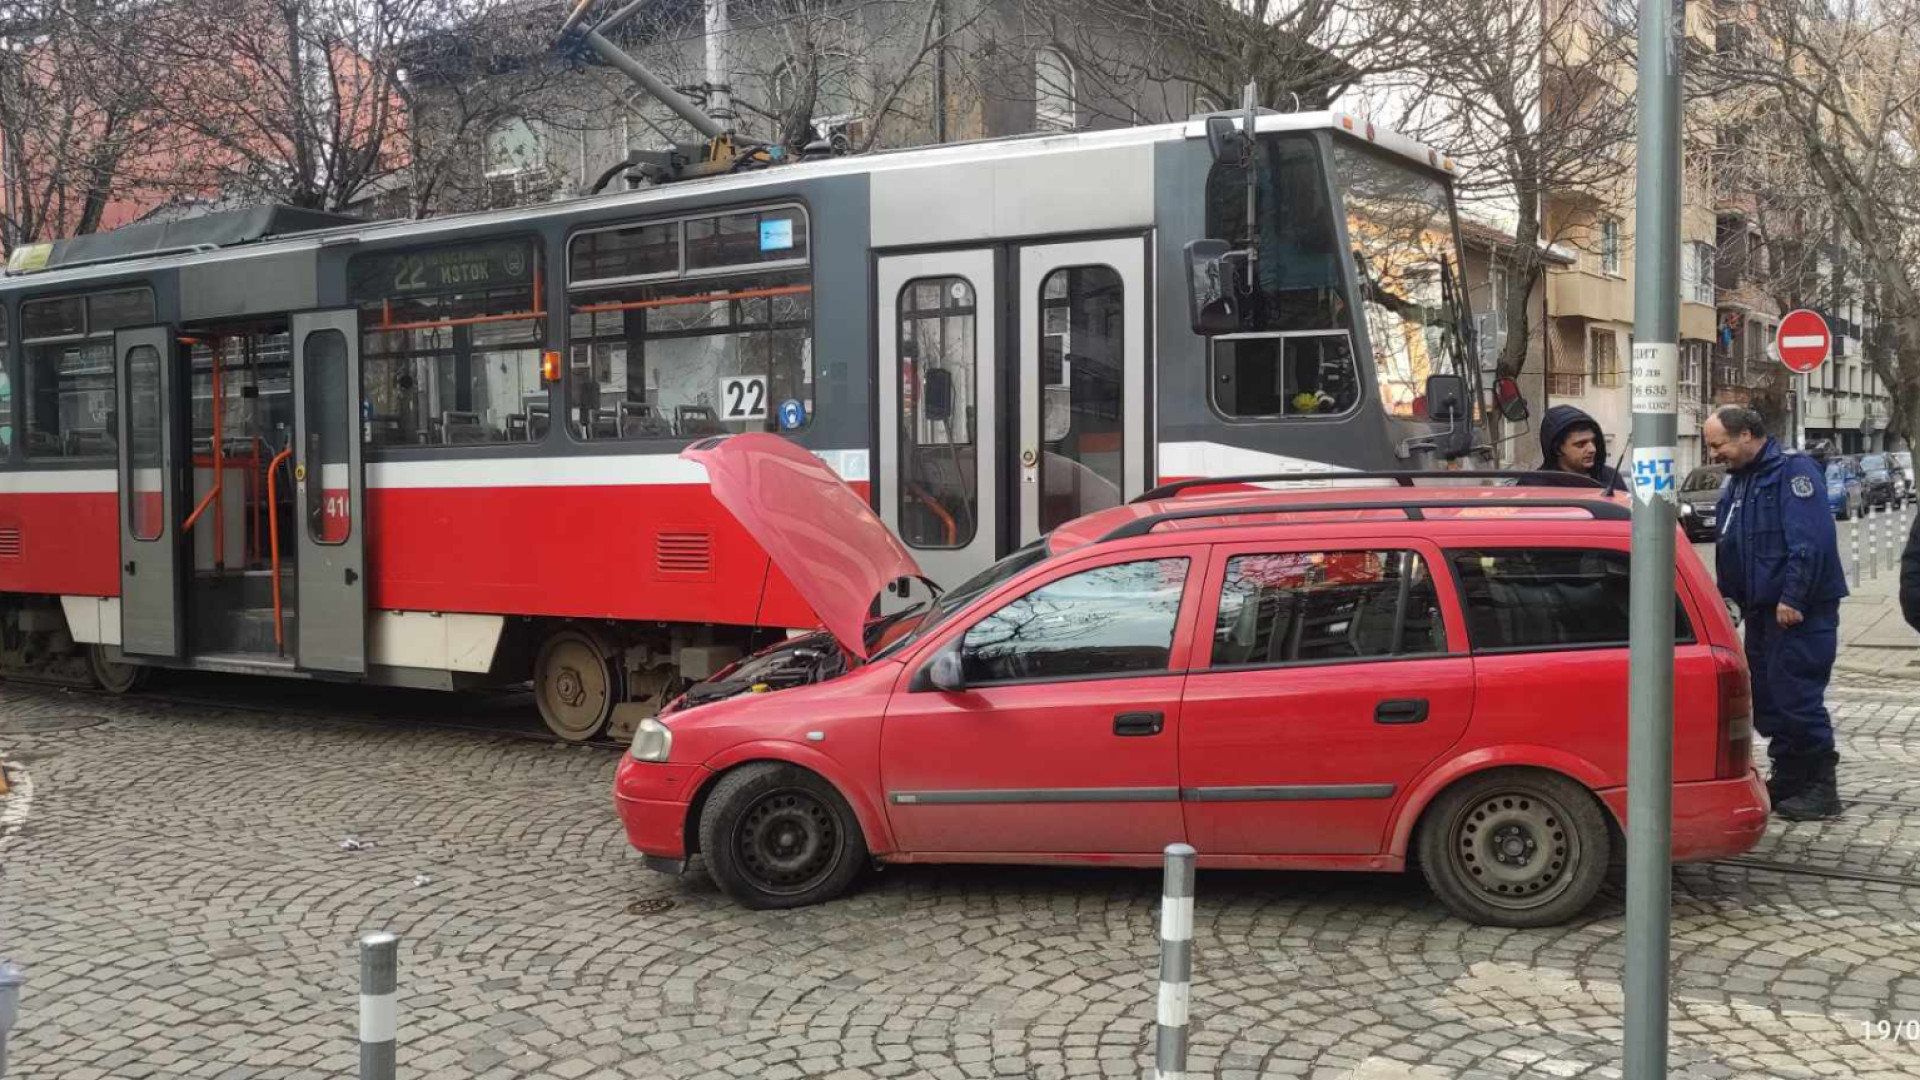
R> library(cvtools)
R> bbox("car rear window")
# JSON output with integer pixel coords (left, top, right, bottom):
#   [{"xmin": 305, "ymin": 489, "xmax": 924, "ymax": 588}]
[
  {"xmin": 1210, "ymin": 549, "xmax": 1446, "ymax": 667},
  {"xmin": 1449, "ymin": 548, "xmax": 1695, "ymax": 651}
]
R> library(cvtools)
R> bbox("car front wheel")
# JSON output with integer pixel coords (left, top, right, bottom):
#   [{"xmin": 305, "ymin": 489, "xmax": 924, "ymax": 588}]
[
  {"xmin": 1417, "ymin": 769, "xmax": 1611, "ymax": 928},
  {"xmin": 698, "ymin": 763, "xmax": 868, "ymax": 909}
]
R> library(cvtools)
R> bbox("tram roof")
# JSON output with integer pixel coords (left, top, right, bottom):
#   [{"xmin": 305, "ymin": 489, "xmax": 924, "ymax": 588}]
[{"xmin": 0, "ymin": 110, "xmax": 1456, "ymax": 293}]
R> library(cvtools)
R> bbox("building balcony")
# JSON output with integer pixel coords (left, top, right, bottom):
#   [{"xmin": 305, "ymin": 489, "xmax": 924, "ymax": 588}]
[{"xmin": 1549, "ymin": 268, "xmax": 1633, "ymax": 324}]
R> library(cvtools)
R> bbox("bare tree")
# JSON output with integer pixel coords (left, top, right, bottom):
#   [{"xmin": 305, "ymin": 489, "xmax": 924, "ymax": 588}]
[
  {"xmin": 1710, "ymin": 0, "xmax": 1920, "ymax": 448},
  {"xmin": 0, "ymin": 0, "xmax": 168, "ymax": 247},
  {"xmin": 1351, "ymin": 0, "xmax": 1638, "ymax": 391}
]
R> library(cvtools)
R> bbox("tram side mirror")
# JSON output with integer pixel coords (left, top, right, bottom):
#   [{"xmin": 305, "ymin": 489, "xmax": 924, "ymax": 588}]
[
  {"xmin": 1204, "ymin": 116, "xmax": 1247, "ymax": 168},
  {"xmin": 1185, "ymin": 239, "xmax": 1239, "ymax": 336},
  {"xmin": 1494, "ymin": 376, "xmax": 1529, "ymax": 422},
  {"xmin": 922, "ymin": 368, "xmax": 954, "ymax": 423},
  {"xmin": 1425, "ymin": 374, "xmax": 1467, "ymax": 423}
]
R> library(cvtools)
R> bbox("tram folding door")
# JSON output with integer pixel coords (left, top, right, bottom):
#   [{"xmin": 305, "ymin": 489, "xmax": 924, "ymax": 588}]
[
  {"xmin": 116, "ymin": 325, "xmax": 184, "ymax": 659},
  {"xmin": 290, "ymin": 310, "xmax": 367, "ymax": 674}
]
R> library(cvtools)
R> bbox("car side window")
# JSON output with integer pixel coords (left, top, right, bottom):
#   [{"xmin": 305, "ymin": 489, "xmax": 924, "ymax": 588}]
[
  {"xmin": 960, "ymin": 558, "xmax": 1189, "ymax": 684},
  {"xmin": 1449, "ymin": 548, "xmax": 1695, "ymax": 651},
  {"xmin": 1210, "ymin": 550, "xmax": 1446, "ymax": 667}
]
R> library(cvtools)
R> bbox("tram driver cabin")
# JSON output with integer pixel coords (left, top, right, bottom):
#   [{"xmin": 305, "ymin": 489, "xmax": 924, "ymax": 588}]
[{"xmin": 0, "ymin": 111, "xmax": 1492, "ymax": 740}]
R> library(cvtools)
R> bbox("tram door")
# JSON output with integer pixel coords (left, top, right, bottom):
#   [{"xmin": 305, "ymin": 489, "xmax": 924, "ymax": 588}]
[
  {"xmin": 116, "ymin": 325, "xmax": 185, "ymax": 658},
  {"xmin": 877, "ymin": 239, "xmax": 1150, "ymax": 593},
  {"xmin": 290, "ymin": 310, "xmax": 367, "ymax": 674}
]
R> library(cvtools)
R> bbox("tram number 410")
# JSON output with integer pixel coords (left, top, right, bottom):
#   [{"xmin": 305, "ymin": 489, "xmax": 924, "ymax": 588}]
[{"xmin": 720, "ymin": 376, "xmax": 769, "ymax": 421}]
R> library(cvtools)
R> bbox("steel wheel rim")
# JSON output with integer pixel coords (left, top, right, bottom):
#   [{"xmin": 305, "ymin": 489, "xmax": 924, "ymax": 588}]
[
  {"xmin": 538, "ymin": 636, "xmax": 609, "ymax": 740},
  {"xmin": 90, "ymin": 647, "xmax": 140, "ymax": 694},
  {"xmin": 733, "ymin": 788, "xmax": 843, "ymax": 896},
  {"xmin": 1446, "ymin": 788, "xmax": 1582, "ymax": 911}
]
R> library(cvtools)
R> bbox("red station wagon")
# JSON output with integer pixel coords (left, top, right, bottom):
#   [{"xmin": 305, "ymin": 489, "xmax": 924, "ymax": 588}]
[{"xmin": 613, "ymin": 435, "xmax": 1769, "ymax": 927}]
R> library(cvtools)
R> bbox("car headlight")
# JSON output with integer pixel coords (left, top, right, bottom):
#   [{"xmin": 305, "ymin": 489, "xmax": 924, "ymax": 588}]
[
  {"xmin": 1680, "ymin": 503, "xmax": 1694, "ymax": 517},
  {"xmin": 629, "ymin": 717, "xmax": 673, "ymax": 762}
]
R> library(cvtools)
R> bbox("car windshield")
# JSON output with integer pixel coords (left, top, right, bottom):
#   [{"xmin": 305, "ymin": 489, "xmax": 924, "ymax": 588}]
[
  {"xmin": 1826, "ymin": 464, "xmax": 1847, "ymax": 482},
  {"xmin": 868, "ymin": 539, "xmax": 1053, "ymax": 660},
  {"xmin": 1682, "ymin": 469, "xmax": 1725, "ymax": 492},
  {"xmin": 1861, "ymin": 455, "xmax": 1887, "ymax": 472}
]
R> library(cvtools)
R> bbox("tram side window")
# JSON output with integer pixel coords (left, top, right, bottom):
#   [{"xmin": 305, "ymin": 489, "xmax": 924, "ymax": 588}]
[
  {"xmin": 20, "ymin": 287, "xmax": 155, "ymax": 460},
  {"xmin": 898, "ymin": 277, "xmax": 978, "ymax": 550},
  {"xmin": 567, "ymin": 205, "xmax": 812, "ymax": 440},
  {"xmin": 1213, "ymin": 331, "xmax": 1360, "ymax": 418},
  {"xmin": 0, "ymin": 307, "xmax": 11, "ymax": 461},
  {"xmin": 1205, "ymin": 134, "xmax": 1349, "ymax": 334},
  {"xmin": 351, "ymin": 237, "xmax": 546, "ymax": 449}
]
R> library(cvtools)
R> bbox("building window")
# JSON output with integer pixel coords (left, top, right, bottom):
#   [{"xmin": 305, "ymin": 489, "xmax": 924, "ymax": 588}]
[
  {"xmin": 351, "ymin": 236, "xmax": 547, "ymax": 448},
  {"xmin": 1681, "ymin": 341, "xmax": 1705, "ymax": 400},
  {"xmin": 1035, "ymin": 47, "xmax": 1076, "ymax": 132},
  {"xmin": 1591, "ymin": 328, "xmax": 1622, "ymax": 388},
  {"xmin": 1683, "ymin": 242, "xmax": 1715, "ymax": 305},
  {"xmin": 20, "ymin": 287, "xmax": 155, "ymax": 460},
  {"xmin": 566, "ymin": 204, "xmax": 812, "ymax": 441},
  {"xmin": 485, "ymin": 118, "xmax": 543, "ymax": 177},
  {"xmin": 1600, "ymin": 218, "xmax": 1622, "ymax": 275}
]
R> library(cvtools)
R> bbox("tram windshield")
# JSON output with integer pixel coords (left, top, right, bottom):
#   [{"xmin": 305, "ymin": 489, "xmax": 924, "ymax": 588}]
[{"xmin": 1330, "ymin": 141, "xmax": 1472, "ymax": 419}]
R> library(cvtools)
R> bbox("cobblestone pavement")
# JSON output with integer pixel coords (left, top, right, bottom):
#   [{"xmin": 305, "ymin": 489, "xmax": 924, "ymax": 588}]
[{"xmin": 4, "ymin": 676, "xmax": 1920, "ymax": 1080}]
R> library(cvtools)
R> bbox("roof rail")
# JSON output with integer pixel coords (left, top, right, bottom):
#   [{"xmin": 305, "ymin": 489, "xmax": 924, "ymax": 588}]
[
  {"xmin": 1099, "ymin": 497, "xmax": 1632, "ymax": 543},
  {"xmin": 1133, "ymin": 470, "xmax": 1603, "ymax": 503}
]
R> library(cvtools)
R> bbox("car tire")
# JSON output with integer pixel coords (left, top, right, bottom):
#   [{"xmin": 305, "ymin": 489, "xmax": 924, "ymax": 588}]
[
  {"xmin": 1416, "ymin": 768, "xmax": 1611, "ymax": 928},
  {"xmin": 699, "ymin": 762, "xmax": 868, "ymax": 910}
]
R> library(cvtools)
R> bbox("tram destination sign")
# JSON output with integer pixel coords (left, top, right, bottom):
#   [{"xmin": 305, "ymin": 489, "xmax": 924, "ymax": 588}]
[{"xmin": 348, "ymin": 238, "xmax": 535, "ymax": 301}]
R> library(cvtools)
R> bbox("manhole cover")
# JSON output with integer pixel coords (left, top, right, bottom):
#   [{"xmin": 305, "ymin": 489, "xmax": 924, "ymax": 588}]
[
  {"xmin": 627, "ymin": 898, "xmax": 675, "ymax": 916},
  {"xmin": 0, "ymin": 714, "xmax": 106, "ymax": 735}
]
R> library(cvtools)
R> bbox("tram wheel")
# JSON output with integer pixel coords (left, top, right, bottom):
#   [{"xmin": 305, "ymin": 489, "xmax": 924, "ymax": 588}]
[
  {"xmin": 87, "ymin": 645, "xmax": 149, "ymax": 695},
  {"xmin": 534, "ymin": 628, "xmax": 620, "ymax": 742}
]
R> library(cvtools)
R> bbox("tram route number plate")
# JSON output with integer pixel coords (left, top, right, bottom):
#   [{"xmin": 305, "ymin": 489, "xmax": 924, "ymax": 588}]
[{"xmin": 720, "ymin": 376, "xmax": 769, "ymax": 421}]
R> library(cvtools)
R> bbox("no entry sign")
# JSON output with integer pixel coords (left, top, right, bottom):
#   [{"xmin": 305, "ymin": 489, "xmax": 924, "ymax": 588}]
[{"xmin": 1777, "ymin": 309, "xmax": 1832, "ymax": 373}]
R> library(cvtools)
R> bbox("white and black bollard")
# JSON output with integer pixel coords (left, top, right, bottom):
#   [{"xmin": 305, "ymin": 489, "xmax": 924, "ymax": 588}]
[
  {"xmin": 359, "ymin": 933, "xmax": 397, "ymax": 1080},
  {"xmin": 1870, "ymin": 504, "xmax": 1882, "ymax": 580},
  {"xmin": 1155, "ymin": 843, "xmax": 1196, "ymax": 1080},
  {"xmin": 0, "ymin": 961, "xmax": 22, "ymax": 1079},
  {"xmin": 1851, "ymin": 511, "xmax": 1862, "ymax": 586}
]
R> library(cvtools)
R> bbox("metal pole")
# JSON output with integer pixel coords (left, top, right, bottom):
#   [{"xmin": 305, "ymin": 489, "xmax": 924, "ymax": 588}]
[
  {"xmin": 704, "ymin": 0, "xmax": 732, "ymax": 129},
  {"xmin": 0, "ymin": 962, "xmax": 23, "ymax": 1079},
  {"xmin": 582, "ymin": 30, "xmax": 727, "ymax": 142},
  {"xmin": 1626, "ymin": 0, "xmax": 1684, "ymax": 1071},
  {"xmin": 1155, "ymin": 844, "xmax": 1196, "ymax": 1080},
  {"xmin": 359, "ymin": 933, "xmax": 398, "ymax": 1080},
  {"xmin": 1851, "ymin": 511, "xmax": 1862, "ymax": 586}
]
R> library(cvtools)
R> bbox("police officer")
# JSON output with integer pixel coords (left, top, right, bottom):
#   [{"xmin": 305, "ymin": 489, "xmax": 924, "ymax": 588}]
[{"xmin": 1705, "ymin": 405, "xmax": 1848, "ymax": 820}]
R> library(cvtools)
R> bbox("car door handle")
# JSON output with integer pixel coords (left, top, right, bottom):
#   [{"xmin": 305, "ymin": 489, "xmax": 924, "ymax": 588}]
[
  {"xmin": 1113, "ymin": 711, "xmax": 1164, "ymax": 736},
  {"xmin": 1375, "ymin": 699, "xmax": 1429, "ymax": 725}
]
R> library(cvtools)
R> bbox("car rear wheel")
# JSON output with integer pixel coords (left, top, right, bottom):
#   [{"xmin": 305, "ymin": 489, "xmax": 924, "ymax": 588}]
[
  {"xmin": 1417, "ymin": 769, "xmax": 1610, "ymax": 928},
  {"xmin": 699, "ymin": 763, "xmax": 867, "ymax": 910}
]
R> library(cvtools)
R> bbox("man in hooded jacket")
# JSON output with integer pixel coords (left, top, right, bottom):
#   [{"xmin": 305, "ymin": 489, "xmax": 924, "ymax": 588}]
[{"xmin": 1537, "ymin": 404, "xmax": 1621, "ymax": 487}]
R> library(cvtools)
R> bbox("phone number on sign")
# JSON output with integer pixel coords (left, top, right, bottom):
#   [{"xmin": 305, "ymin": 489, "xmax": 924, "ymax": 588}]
[{"xmin": 1862, "ymin": 1020, "xmax": 1920, "ymax": 1040}]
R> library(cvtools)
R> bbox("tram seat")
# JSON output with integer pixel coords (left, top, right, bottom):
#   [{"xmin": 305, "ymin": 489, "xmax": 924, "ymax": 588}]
[
  {"xmin": 677, "ymin": 406, "xmax": 724, "ymax": 436},
  {"xmin": 65, "ymin": 430, "xmax": 115, "ymax": 457},
  {"xmin": 26, "ymin": 431, "xmax": 60, "ymax": 456},
  {"xmin": 440, "ymin": 411, "xmax": 491, "ymax": 445},
  {"xmin": 619, "ymin": 402, "xmax": 674, "ymax": 439},
  {"xmin": 588, "ymin": 408, "xmax": 621, "ymax": 440}
]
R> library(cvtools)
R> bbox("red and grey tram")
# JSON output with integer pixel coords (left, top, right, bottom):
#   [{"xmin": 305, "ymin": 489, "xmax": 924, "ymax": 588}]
[{"xmin": 0, "ymin": 110, "xmax": 1490, "ymax": 739}]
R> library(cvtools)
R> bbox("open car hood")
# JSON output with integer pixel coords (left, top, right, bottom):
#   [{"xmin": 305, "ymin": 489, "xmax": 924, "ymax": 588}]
[{"xmin": 682, "ymin": 434, "xmax": 923, "ymax": 660}]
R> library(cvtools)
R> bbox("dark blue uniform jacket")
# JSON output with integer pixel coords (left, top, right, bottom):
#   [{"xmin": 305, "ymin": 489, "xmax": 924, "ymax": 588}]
[{"xmin": 1716, "ymin": 438, "xmax": 1849, "ymax": 614}]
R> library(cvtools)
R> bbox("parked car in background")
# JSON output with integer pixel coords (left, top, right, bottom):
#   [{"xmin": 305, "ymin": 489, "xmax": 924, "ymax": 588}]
[
  {"xmin": 1890, "ymin": 451, "xmax": 1915, "ymax": 504},
  {"xmin": 1678, "ymin": 465, "xmax": 1727, "ymax": 543},
  {"xmin": 615, "ymin": 435, "xmax": 1768, "ymax": 929},
  {"xmin": 1859, "ymin": 454, "xmax": 1899, "ymax": 509},
  {"xmin": 1828, "ymin": 458, "xmax": 1866, "ymax": 520}
]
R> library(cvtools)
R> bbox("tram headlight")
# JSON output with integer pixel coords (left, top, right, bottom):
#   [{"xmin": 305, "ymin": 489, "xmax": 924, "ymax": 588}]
[{"xmin": 629, "ymin": 717, "xmax": 673, "ymax": 762}]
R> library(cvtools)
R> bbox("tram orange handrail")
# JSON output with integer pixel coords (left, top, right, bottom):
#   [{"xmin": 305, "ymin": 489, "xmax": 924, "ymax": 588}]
[
  {"xmin": 181, "ymin": 484, "xmax": 221, "ymax": 532},
  {"xmin": 571, "ymin": 284, "xmax": 813, "ymax": 316},
  {"xmin": 905, "ymin": 484, "xmax": 958, "ymax": 547},
  {"xmin": 267, "ymin": 447, "xmax": 293, "ymax": 652},
  {"xmin": 372, "ymin": 309, "xmax": 548, "ymax": 334}
]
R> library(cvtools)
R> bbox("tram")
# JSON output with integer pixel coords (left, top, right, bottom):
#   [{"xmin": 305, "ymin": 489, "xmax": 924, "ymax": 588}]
[{"xmin": 0, "ymin": 109, "xmax": 1498, "ymax": 739}]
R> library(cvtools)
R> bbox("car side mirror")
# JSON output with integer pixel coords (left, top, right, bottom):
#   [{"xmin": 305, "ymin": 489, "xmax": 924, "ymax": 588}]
[
  {"xmin": 926, "ymin": 650, "xmax": 966, "ymax": 693},
  {"xmin": 1425, "ymin": 373, "xmax": 1467, "ymax": 423},
  {"xmin": 1185, "ymin": 239, "xmax": 1239, "ymax": 336},
  {"xmin": 1493, "ymin": 375, "xmax": 1529, "ymax": 422},
  {"xmin": 1204, "ymin": 115, "xmax": 1246, "ymax": 167}
]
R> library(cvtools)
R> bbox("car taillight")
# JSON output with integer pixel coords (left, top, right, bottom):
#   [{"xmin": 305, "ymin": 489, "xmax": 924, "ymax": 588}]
[{"xmin": 1713, "ymin": 646, "xmax": 1753, "ymax": 779}]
